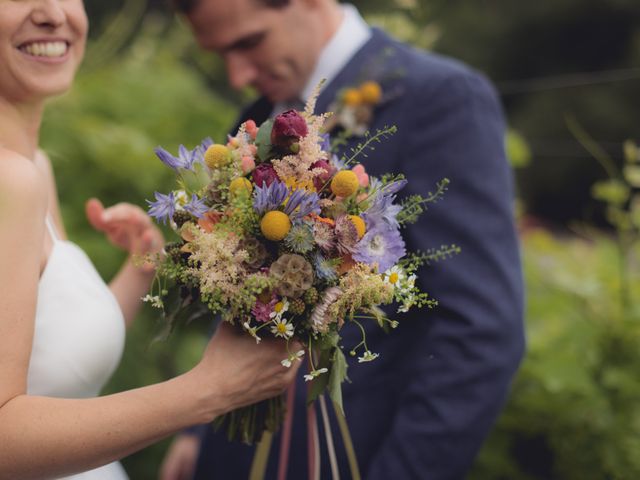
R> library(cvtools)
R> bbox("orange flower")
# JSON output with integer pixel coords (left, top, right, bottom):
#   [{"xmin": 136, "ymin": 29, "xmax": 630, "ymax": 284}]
[{"xmin": 198, "ymin": 211, "xmax": 223, "ymax": 233}]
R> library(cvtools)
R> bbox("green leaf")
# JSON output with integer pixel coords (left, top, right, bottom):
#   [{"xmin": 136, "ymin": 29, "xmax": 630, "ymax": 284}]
[
  {"xmin": 328, "ymin": 348, "xmax": 349, "ymax": 415},
  {"xmin": 255, "ymin": 119, "xmax": 274, "ymax": 162}
]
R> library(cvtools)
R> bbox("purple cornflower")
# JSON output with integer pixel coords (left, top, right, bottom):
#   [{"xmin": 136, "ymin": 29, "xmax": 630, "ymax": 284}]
[
  {"xmin": 147, "ymin": 191, "xmax": 176, "ymax": 224},
  {"xmin": 352, "ymin": 223, "xmax": 406, "ymax": 272},
  {"xmin": 183, "ymin": 194, "xmax": 209, "ymax": 218},
  {"xmin": 363, "ymin": 194, "xmax": 402, "ymax": 230},
  {"xmin": 283, "ymin": 188, "xmax": 320, "ymax": 220},
  {"xmin": 154, "ymin": 144, "xmax": 203, "ymax": 171},
  {"xmin": 253, "ymin": 180, "xmax": 289, "ymax": 215}
]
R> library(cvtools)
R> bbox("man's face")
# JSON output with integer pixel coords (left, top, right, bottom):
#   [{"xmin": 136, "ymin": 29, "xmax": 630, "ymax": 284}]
[{"xmin": 186, "ymin": 0, "xmax": 324, "ymax": 103}]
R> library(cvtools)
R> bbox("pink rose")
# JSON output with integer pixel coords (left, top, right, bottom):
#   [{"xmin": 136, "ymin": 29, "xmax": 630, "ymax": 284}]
[{"xmin": 271, "ymin": 110, "xmax": 308, "ymax": 147}]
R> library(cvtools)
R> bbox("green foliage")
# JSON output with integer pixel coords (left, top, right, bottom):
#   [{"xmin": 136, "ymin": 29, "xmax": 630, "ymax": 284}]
[
  {"xmin": 470, "ymin": 230, "xmax": 640, "ymax": 480},
  {"xmin": 472, "ymin": 134, "xmax": 640, "ymax": 478}
]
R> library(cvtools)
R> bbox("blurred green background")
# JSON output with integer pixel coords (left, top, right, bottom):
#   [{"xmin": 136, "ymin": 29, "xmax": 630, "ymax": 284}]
[{"xmin": 40, "ymin": 0, "xmax": 640, "ymax": 478}]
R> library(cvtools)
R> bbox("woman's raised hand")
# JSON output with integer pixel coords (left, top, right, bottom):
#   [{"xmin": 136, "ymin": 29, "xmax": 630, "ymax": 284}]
[
  {"xmin": 192, "ymin": 322, "xmax": 302, "ymax": 419},
  {"xmin": 86, "ymin": 198, "xmax": 164, "ymax": 270}
]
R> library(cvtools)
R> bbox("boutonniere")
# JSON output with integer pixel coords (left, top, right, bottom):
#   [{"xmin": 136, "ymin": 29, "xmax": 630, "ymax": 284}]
[{"xmin": 324, "ymin": 80, "xmax": 384, "ymax": 137}]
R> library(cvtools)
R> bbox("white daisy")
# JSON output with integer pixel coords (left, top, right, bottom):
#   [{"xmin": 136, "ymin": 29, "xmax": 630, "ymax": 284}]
[
  {"xmin": 270, "ymin": 318, "xmax": 294, "ymax": 339},
  {"xmin": 269, "ymin": 299, "xmax": 290, "ymax": 321},
  {"xmin": 383, "ymin": 265, "xmax": 404, "ymax": 288}
]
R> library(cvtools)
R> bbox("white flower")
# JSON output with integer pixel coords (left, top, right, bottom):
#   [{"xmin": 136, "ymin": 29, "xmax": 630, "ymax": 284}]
[
  {"xmin": 270, "ymin": 318, "xmax": 294, "ymax": 339},
  {"xmin": 174, "ymin": 189, "xmax": 189, "ymax": 207},
  {"xmin": 243, "ymin": 321, "xmax": 262, "ymax": 344},
  {"xmin": 399, "ymin": 274, "xmax": 417, "ymax": 295},
  {"xmin": 281, "ymin": 350, "xmax": 305, "ymax": 368},
  {"xmin": 269, "ymin": 299, "xmax": 290, "ymax": 321},
  {"xmin": 358, "ymin": 350, "xmax": 380, "ymax": 363},
  {"xmin": 141, "ymin": 294, "xmax": 163, "ymax": 309},
  {"xmin": 383, "ymin": 265, "xmax": 404, "ymax": 288},
  {"xmin": 304, "ymin": 367, "xmax": 329, "ymax": 382}
]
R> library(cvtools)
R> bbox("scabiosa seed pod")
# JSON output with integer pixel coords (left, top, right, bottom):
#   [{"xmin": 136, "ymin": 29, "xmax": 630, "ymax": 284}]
[{"xmin": 270, "ymin": 254, "xmax": 313, "ymax": 298}]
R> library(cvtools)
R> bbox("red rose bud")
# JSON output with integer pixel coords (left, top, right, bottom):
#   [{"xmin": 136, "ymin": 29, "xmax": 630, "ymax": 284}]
[
  {"xmin": 271, "ymin": 109, "xmax": 308, "ymax": 147},
  {"xmin": 252, "ymin": 163, "xmax": 278, "ymax": 187}
]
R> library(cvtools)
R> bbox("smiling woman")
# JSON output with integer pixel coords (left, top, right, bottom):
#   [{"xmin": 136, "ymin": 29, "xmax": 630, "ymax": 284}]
[
  {"xmin": 0, "ymin": 0, "xmax": 87, "ymax": 102},
  {"xmin": 0, "ymin": 1, "xmax": 300, "ymax": 479}
]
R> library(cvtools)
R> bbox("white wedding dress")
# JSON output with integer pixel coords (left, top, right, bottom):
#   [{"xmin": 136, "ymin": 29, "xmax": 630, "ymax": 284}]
[{"xmin": 26, "ymin": 217, "xmax": 128, "ymax": 479}]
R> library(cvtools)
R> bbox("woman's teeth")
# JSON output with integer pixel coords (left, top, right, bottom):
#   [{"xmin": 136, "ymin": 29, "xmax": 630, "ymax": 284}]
[{"xmin": 21, "ymin": 41, "xmax": 68, "ymax": 58}]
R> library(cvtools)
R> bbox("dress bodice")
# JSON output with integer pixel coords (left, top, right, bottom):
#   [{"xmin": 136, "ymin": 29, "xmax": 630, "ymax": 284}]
[{"xmin": 27, "ymin": 217, "xmax": 128, "ymax": 479}]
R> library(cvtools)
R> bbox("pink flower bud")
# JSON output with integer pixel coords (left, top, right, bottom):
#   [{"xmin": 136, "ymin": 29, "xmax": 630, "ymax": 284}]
[
  {"xmin": 352, "ymin": 164, "xmax": 369, "ymax": 187},
  {"xmin": 271, "ymin": 110, "xmax": 308, "ymax": 147},
  {"xmin": 245, "ymin": 120, "xmax": 259, "ymax": 140},
  {"xmin": 241, "ymin": 156, "xmax": 256, "ymax": 174}
]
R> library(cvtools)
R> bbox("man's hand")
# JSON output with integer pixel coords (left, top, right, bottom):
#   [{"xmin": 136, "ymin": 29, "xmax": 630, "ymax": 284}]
[{"xmin": 159, "ymin": 434, "xmax": 201, "ymax": 480}]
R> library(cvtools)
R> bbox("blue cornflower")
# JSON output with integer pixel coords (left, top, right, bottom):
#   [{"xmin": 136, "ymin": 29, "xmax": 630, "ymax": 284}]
[
  {"xmin": 253, "ymin": 180, "xmax": 289, "ymax": 215},
  {"xmin": 183, "ymin": 194, "xmax": 209, "ymax": 218},
  {"xmin": 147, "ymin": 191, "xmax": 176, "ymax": 224},
  {"xmin": 154, "ymin": 144, "xmax": 202, "ymax": 171},
  {"xmin": 319, "ymin": 133, "xmax": 331, "ymax": 152},
  {"xmin": 312, "ymin": 252, "xmax": 337, "ymax": 281},
  {"xmin": 283, "ymin": 188, "xmax": 320, "ymax": 220},
  {"xmin": 352, "ymin": 223, "xmax": 406, "ymax": 272}
]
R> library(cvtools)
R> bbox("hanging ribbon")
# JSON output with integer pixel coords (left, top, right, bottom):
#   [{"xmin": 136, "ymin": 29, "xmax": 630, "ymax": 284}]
[
  {"xmin": 319, "ymin": 394, "xmax": 340, "ymax": 479},
  {"xmin": 249, "ymin": 431, "xmax": 273, "ymax": 480},
  {"xmin": 277, "ymin": 382, "xmax": 297, "ymax": 480}
]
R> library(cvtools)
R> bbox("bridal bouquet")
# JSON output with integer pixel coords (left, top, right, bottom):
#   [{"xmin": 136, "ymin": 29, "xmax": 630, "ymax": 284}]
[{"xmin": 144, "ymin": 89, "xmax": 456, "ymax": 445}]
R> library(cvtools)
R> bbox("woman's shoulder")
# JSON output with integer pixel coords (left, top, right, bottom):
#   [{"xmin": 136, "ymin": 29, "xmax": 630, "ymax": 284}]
[{"xmin": 0, "ymin": 148, "xmax": 48, "ymax": 217}]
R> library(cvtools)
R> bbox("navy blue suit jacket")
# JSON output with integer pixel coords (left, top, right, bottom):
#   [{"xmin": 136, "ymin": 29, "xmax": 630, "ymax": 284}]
[{"xmin": 193, "ymin": 28, "xmax": 525, "ymax": 480}]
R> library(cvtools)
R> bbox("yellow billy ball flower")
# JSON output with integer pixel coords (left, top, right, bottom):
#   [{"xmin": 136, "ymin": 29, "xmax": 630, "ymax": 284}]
[
  {"xmin": 260, "ymin": 211, "xmax": 291, "ymax": 241},
  {"xmin": 342, "ymin": 88, "xmax": 362, "ymax": 106},
  {"xmin": 348, "ymin": 215, "xmax": 366, "ymax": 239},
  {"xmin": 229, "ymin": 177, "xmax": 253, "ymax": 196},
  {"xmin": 204, "ymin": 144, "xmax": 231, "ymax": 169},
  {"xmin": 331, "ymin": 170, "xmax": 359, "ymax": 197},
  {"xmin": 359, "ymin": 81, "xmax": 382, "ymax": 104}
]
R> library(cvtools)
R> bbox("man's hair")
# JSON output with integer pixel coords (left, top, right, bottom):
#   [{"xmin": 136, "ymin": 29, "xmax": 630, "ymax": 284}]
[{"xmin": 170, "ymin": 0, "xmax": 290, "ymax": 14}]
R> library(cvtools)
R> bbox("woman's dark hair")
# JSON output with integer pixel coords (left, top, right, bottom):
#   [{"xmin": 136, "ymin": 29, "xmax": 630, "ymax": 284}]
[{"xmin": 170, "ymin": 0, "xmax": 290, "ymax": 14}]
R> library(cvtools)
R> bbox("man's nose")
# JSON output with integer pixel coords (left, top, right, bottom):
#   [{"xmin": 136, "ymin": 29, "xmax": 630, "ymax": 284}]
[
  {"xmin": 31, "ymin": 0, "xmax": 66, "ymax": 29},
  {"xmin": 225, "ymin": 54, "xmax": 258, "ymax": 90}
]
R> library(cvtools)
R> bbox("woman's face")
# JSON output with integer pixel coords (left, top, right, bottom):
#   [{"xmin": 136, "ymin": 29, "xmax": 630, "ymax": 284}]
[{"xmin": 0, "ymin": 0, "xmax": 88, "ymax": 103}]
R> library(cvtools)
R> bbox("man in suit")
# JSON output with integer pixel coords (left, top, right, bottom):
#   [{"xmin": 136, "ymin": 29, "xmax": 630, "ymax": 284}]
[{"xmin": 160, "ymin": 1, "xmax": 525, "ymax": 478}]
